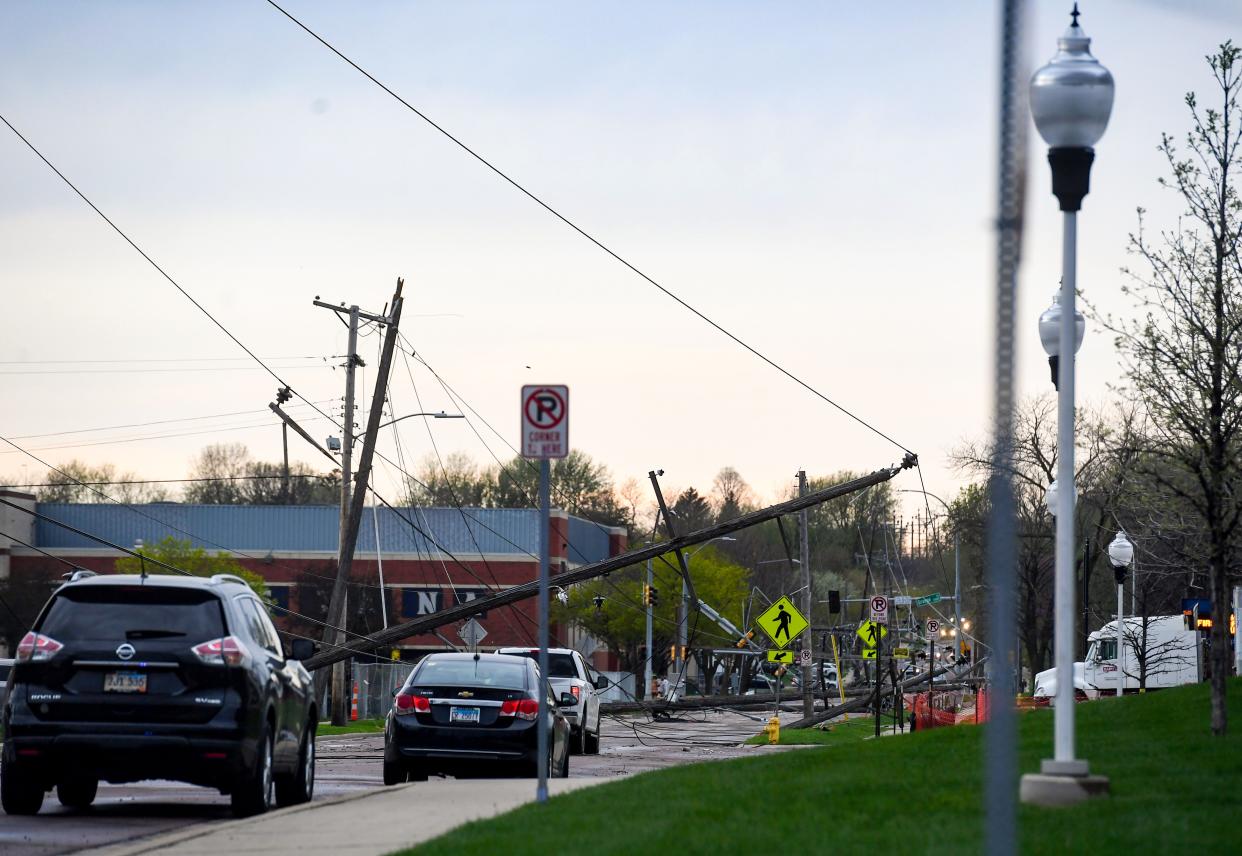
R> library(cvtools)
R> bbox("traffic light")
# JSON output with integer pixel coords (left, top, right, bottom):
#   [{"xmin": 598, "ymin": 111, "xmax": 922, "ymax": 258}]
[
  {"xmin": 736, "ymin": 629, "xmax": 756, "ymax": 648},
  {"xmin": 645, "ymin": 585, "xmax": 658, "ymax": 607},
  {"xmin": 669, "ymin": 644, "xmax": 687, "ymax": 660},
  {"xmin": 828, "ymin": 590, "xmax": 841, "ymax": 614}
]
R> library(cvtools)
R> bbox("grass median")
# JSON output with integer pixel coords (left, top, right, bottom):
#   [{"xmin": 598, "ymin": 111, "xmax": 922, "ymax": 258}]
[
  {"xmin": 317, "ymin": 718, "xmax": 384, "ymax": 736},
  {"xmin": 397, "ymin": 678, "xmax": 1239, "ymax": 854}
]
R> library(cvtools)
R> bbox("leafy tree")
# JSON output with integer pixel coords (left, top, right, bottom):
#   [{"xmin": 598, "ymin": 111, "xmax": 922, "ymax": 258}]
[
  {"xmin": 1099, "ymin": 43, "xmax": 1242, "ymax": 735},
  {"xmin": 492, "ymin": 449, "xmax": 628, "ymax": 526},
  {"xmin": 184, "ymin": 443, "xmax": 338, "ymax": 505},
  {"xmin": 670, "ymin": 487, "xmax": 713, "ymax": 533},
  {"xmin": 711, "ymin": 467, "xmax": 755, "ymax": 522},
  {"xmin": 31, "ymin": 460, "xmax": 168, "ymax": 503},
  {"xmin": 115, "ymin": 536, "xmax": 268, "ymax": 599},
  {"xmin": 406, "ymin": 451, "xmax": 493, "ymax": 507}
]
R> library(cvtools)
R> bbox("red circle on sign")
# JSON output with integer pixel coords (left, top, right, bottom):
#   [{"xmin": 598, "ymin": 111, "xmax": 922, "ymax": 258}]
[
  {"xmin": 871, "ymin": 596, "xmax": 887, "ymax": 612},
  {"xmin": 524, "ymin": 388, "xmax": 566, "ymax": 429}
]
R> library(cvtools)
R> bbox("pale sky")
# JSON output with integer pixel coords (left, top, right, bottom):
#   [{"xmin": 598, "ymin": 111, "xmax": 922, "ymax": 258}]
[{"xmin": 1, "ymin": 1, "xmax": 1238, "ymax": 519}]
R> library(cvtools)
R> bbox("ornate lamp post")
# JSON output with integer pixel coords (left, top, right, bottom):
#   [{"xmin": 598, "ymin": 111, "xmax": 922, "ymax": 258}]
[
  {"xmin": 1022, "ymin": 4, "xmax": 1114, "ymax": 806},
  {"xmin": 1107, "ymin": 531, "xmax": 1135, "ymax": 698}
]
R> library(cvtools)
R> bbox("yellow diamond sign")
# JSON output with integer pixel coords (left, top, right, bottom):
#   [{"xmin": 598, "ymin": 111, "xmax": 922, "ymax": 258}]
[
  {"xmin": 856, "ymin": 621, "xmax": 888, "ymax": 648},
  {"xmin": 756, "ymin": 596, "xmax": 809, "ymax": 649}
]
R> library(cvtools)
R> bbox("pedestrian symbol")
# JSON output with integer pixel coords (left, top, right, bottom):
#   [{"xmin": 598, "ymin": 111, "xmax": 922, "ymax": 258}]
[
  {"xmin": 755, "ymin": 596, "xmax": 809, "ymax": 650},
  {"xmin": 856, "ymin": 620, "xmax": 888, "ymax": 647},
  {"xmin": 767, "ymin": 649, "xmax": 795, "ymax": 664}
]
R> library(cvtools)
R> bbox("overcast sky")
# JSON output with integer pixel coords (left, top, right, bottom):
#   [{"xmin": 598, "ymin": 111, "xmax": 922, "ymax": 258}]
[{"xmin": 1, "ymin": 0, "xmax": 1238, "ymax": 520}]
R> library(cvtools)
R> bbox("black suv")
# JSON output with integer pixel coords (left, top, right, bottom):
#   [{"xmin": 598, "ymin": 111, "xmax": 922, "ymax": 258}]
[{"xmin": 1, "ymin": 572, "xmax": 318, "ymax": 816}]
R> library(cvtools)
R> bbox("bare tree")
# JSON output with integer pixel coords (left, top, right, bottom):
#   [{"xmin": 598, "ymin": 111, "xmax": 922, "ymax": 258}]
[
  {"xmin": 1099, "ymin": 43, "xmax": 1242, "ymax": 735},
  {"xmin": 29, "ymin": 460, "xmax": 168, "ymax": 504}
]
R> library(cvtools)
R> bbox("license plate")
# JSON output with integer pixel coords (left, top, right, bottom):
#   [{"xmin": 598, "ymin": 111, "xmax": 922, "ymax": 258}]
[
  {"xmin": 104, "ymin": 671, "xmax": 148, "ymax": 694},
  {"xmin": 449, "ymin": 706, "xmax": 481, "ymax": 724}
]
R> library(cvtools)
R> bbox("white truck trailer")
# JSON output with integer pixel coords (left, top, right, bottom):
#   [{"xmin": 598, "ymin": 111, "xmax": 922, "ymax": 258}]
[{"xmin": 1033, "ymin": 615, "xmax": 1199, "ymax": 699}]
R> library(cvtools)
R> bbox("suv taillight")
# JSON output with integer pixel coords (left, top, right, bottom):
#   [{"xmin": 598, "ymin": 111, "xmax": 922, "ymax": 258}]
[
  {"xmin": 499, "ymin": 698, "xmax": 539, "ymax": 721},
  {"xmin": 570, "ymin": 685, "xmax": 581, "ymax": 702},
  {"xmin": 192, "ymin": 636, "xmax": 246, "ymax": 666},
  {"xmin": 394, "ymin": 691, "xmax": 430, "ymax": 715},
  {"xmin": 16, "ymin": 632, "xmax": 63, "ymax": 663}
]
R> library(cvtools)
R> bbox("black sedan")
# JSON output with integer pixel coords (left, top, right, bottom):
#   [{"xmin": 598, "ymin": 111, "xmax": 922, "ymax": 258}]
[{"xmin": 383, "ymin": 652, "xmax": 571, "ymax": 784}]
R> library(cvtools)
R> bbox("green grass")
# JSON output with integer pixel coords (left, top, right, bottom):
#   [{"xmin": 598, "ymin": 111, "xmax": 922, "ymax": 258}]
[
  {"xmin": 397, "ymin": 679, "xmax": 1240, "ymax": 855},
  {"xmin": 744, "ymin": 713, "xmax": 879, "ymax": 746},
  {"xmin": 316, "ymin": 718, "xmax": 384, "ymax": 736}
]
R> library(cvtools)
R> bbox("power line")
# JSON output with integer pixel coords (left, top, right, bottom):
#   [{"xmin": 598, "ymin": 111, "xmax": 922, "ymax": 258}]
[
  {"xmin": 7, "ymin": 400, "xmax": 331, "ymax": 441},
  {"xmin": 0, "ymin": 418, "xmax": 332, "ymax": 455},
  {"xmin": 0, "ymin": 356, "xmax": 331, "ymax": 365},
  {"xmin": 0, "ymin": 365, "xmax": 332, "ymax": 376},
  {"xmin": 263, "ymin": 0, "xmax": 913, "ymax": 457}
]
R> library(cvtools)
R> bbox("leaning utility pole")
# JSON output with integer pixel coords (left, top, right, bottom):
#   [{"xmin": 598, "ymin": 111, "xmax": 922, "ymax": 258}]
[
  {"xmin": 312, "ymin": 280, "xmax": 405, "ymax": 725},
  {"xmin": 799, "ymin": 470, "xmax": 813, "ymax": 718}
]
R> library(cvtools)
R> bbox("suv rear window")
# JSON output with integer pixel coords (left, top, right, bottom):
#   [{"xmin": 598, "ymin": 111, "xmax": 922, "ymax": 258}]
[
  {"xmin": 39, "ymin": 586, "xmax": 225, "ymax": 643},
  {"xmin": 501, "ymin": 651, "xmax": 577, "ymax": 678},
  {"xmin": 412, "ymin": 658, "xmax": 528, "ymax": 690}
]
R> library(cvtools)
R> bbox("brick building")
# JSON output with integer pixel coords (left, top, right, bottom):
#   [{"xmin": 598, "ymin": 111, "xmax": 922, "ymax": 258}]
[{"xmin": 0, "ymin": 489, "xmax": 628, "ymax": 664}]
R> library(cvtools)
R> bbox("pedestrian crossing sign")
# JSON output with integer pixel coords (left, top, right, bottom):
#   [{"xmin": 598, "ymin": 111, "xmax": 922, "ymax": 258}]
[
  {"xmin": 756, "ymin": 596, "xmax": 809, "ymax": 650},
  {"xmin": 767, "ymin": 649, "xmax": 796, "ymax": 664},
  {"xmin": 856, "ymin": 620, "xmax": 888, "ymax": 648}
]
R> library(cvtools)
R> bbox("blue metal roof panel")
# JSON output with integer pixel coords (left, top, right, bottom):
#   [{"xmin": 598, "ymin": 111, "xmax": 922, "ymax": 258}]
[{"xmin": 33, "ymin": 504, "xmax": 610, "ymax": 563}]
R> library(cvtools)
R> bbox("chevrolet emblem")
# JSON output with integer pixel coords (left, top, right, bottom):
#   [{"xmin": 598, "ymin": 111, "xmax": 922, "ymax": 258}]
[{"xmin": 457, "ymin": 690, "xmax": 474, "ymax": 698}]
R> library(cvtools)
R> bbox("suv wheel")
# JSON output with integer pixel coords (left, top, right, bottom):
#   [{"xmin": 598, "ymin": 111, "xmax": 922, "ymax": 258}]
[
  {"xmin": 276, "ymin": 723, "xmax": 315, "ymax": 807},
  {"xmin": 570, "ymin": 724, "xmax": 585, "ymax": 756},
  {"xmin": 231, "ymin": 724, "xmax": 274, "ymax": 817},
  {"xmin": 1, "ymin": 758, "xmax": 45, "ymax": 815},
  {"xmin": 56, "ymin": 776, "xmax": 98, "ymax": 809}
]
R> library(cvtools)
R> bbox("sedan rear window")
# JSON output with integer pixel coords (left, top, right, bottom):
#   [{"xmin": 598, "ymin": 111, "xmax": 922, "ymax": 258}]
[
  {"xmin": 39, "ymin": 586, "xmax": 225, "ymax": 644},
  {"xmin": 412, "ymin": 658, "xmax": 528, "ymax": 690}
]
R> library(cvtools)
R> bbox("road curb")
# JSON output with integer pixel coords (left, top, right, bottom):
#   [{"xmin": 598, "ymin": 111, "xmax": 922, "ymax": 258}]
[{"xmin": 71, "ymin": 783, "xmax": 417, "ymax": 856}]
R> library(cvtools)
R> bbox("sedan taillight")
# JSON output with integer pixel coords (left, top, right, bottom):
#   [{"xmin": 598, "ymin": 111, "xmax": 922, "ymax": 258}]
[
  {"xmin": 192, "ymin": 636, "xmax": 246, "ymax": 666},
  {"xmin": 499, "ymin": 698, "xmax": 539, "ymax": 721},
  {"xmin": 394, "ymin": 691, "xmax": 430, "ymax": 715},
  {"xmin": 16, "ymin": 632, "xmax": 63, "ymax": 663}
]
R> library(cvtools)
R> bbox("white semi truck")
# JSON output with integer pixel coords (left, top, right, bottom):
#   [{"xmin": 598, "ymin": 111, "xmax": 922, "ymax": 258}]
[{"xmin": 1033, "ymin": 615, "xmax": 1199, "ymax": 699}]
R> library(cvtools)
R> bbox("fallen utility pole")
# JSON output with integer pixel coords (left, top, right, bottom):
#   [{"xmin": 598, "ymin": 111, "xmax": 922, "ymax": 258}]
[
  {"xmin": 310, "ymin": 279, "xmax": 404, "ymax": 724},
  {"xmin": 305, "ymin": 455, "xmax": 915, "ymax": 672},
  {"xmin": 784, "ymin": 657, "xmax": 988, "ymax": 729}
]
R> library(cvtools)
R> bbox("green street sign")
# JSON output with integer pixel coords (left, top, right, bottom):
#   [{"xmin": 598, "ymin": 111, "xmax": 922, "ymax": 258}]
[{"xmin": 914, "ymin": 593, "xmax": 942, "ymax": 606}]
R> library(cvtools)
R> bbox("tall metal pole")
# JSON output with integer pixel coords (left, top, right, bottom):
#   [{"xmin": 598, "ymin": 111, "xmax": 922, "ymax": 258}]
[
  {"xmin": 678, "ymin": 575, "xmax": 688, "ymax": 696},
  {"xmin": 1052, "ymin": 212, "xmax": 1079, "ymax": 765},
  {"xmin": 330, "ymin": 305, "xmax": 359, "ymax": 726},
  {"xmin": 1233, "ymin": 585, "xmax": 1241, "ymax": 679},
  {"xmin": 799, "ymin": 470, "xmax": 812, "ymax": 718},
  {"xmin": 536, "ymin": 458, "xmax": 550, "ymax": 803},
  {"xmin": 1116, "ymin": 580, "xmax": 1124, "ymax": 697},
  {"xmin": 645, "ymin": 555, "xmax": 654, "ymax": 698}
]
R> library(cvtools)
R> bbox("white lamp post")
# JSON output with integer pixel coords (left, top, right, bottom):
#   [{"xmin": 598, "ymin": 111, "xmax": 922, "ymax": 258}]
[
  {"xmin": 1022, "ymin": 4, "xmax": 1114, "ymax": 805},
  {"xmin": 1107, "ymin": 531, "xmax": 1135, "ymax": 698}
]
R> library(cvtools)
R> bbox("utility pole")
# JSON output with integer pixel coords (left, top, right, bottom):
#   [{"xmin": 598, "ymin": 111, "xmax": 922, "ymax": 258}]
[
  {"xmin": 312, "ymin": 281, "xmax": 404, "ymax": 725},
  {"xmin": 276, "ymin": 386, "xmax": 293, "ymax": 504},
  {"xmin": 798, "ymin": 470, "xmax": 812, "ymax": 718},
  {"xmin": 954, "ymin": 529, "xmax": 962, "ymax": 660},
  {"xmin": 645, "ymin": 553, "xmax": 654, "ymax": 698}
]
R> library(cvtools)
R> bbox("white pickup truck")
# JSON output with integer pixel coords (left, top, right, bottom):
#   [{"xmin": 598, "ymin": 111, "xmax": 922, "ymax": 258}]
[
  {"xmin": 1033, "ymin": 615, "xmax": 1198, "ymax": 699},
  {"xmin": 497, "ymin": 647, "xmax": 607, "ymax": 754}
]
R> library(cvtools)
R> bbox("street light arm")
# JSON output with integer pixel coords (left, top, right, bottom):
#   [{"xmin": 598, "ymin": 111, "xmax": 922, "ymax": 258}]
[{"xmin": 378, "ymin": 411, "xmax": 464, "ymax": 428}]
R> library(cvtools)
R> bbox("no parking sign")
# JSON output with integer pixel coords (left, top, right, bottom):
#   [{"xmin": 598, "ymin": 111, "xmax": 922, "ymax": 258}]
[{"xmin": 521, "ymin": 386, "xmax": 569, "ymax": 459}]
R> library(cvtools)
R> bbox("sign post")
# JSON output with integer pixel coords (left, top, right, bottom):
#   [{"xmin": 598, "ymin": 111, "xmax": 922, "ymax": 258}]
[
  {"xmin": 926, "ymin": 619, "xmax": 940, "ymax": 726},
  {"xmin": 521, "ymin": 385, "xmax": 569, "ymax": 804}
]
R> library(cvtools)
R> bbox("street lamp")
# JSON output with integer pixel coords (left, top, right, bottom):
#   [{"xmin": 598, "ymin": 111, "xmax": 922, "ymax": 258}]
[
  {"xmin": 378, "ymin": 411, "xmax": 464, "ymax": 428},
  {"xmin": 1038, "ymin": 291, "xmax": 1085, "ymax": 390},
  {"xmin": 1107, "ymin": 531, "xmax": 1134, "ymax": 699},
  {"xmin": 1023, "ymin": 3, "xmax": 1114, "ymax": 804}
]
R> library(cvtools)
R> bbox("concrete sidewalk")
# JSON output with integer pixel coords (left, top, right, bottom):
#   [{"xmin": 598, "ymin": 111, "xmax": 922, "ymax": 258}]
[{"xmin": 78, "ymin": 778, "xmax": 603, "ymax": 856}]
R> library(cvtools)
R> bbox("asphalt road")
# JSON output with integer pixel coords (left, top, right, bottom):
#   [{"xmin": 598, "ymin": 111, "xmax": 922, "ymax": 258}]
[{"xmin": 1, "ymin": 708, "xmax": 776, "ymax": 856}]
